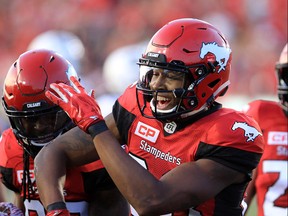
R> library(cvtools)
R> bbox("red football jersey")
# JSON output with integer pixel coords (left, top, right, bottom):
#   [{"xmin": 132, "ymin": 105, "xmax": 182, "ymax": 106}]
[
  {"xmin": 0, "ymin": 128, "xmax": 106, "ymax": 216},
  {"xmin": 113, "ymin": 85, "xmax": 264, "ymax": 216},
  {"xmin": 245, "ymin": 100, "xmax": 288, "ymax": 216}
]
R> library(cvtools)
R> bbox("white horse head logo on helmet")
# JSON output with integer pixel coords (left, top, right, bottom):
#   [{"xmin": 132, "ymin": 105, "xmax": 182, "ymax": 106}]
[{"xmin": 200, "ymin": 42, "xmax": 231, "ymax": 73}]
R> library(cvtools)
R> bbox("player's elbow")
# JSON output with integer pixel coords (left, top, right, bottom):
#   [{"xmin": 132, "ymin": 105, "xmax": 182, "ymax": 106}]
[
  {"xmin": 131, "ymin": 195, "xmax": 168, "ymax": 216},
  {"xmin": 133, "ymin": 203, "xmax": 160, "ymax": 216},
  {"xmin": 34, "ymin": 146, "xmax": 49, "ymax": 172}
]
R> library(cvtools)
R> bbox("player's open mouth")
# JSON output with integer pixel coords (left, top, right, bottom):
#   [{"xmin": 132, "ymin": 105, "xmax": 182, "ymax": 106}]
[{"xmin": 156, "ymin": 96, "xmax": 172, "ymax": 110}]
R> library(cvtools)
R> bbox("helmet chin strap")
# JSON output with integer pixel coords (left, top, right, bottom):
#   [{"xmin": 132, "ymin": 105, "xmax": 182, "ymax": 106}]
[
  {"xmin": 149, "ymin": 87, "xmax": 187, "ymax": 115},
  {"xmin": 29, "ymin": 133, "xmax": 62, "ymax": 146},
  {"xmin": 179, "ymin": 81, "xmax": 230, "ymax": 119},
  {"xmin": 149, "ymin": 79, "xmax": 230, "ymax": 119},
  {"xmin": 17, "ymin": 132, "xmax": 59, "ymax": 147},
  {"xmin": 180, "ymin": 103, "xmax": 208, "ymax": 119},
  {"xmin": 150, "ymin": 94, "xmax": 208, "ymax": 119}
]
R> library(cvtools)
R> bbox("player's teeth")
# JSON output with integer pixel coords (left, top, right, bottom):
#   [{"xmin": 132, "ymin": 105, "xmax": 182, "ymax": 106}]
[{"xmin": 157, "ymin": 96, "xmax": 168, "ymax": 101}]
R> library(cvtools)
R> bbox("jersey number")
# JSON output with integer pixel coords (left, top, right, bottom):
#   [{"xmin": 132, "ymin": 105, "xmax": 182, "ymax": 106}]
[{"xmin": 262, "ymin": 160, "xmax": 288, "ymax": 216}]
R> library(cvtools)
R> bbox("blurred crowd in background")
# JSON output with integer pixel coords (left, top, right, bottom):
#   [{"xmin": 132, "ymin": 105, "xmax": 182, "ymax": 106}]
[{"xmin": 0, "ymin": 0, "xmax": 287, "ymax": 131}]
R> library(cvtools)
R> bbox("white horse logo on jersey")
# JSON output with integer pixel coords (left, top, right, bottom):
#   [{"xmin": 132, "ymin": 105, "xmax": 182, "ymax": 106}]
[
  {"xmin": 232, "ymin": 122, "xmax": 262, "ymax": 142},
  {"xmin": 200, "ymin": 42, "xmax": 231, "ymax": 73}
]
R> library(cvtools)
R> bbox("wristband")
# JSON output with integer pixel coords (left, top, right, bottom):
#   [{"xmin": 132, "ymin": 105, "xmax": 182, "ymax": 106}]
[
  {"xmin": 88, "ymin": 121, "xmax": 109, "ymax": 139},
  {"xmin": 47, "ymin": 201, "xmax": 67, "ymax": 212}
]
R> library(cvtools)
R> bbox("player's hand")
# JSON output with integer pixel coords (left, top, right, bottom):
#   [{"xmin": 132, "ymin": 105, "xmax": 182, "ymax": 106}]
[
  {"xmin": 45, "ymin": 76, "xmax": 104, "ymax": 133},
  {"xmin": 46, "ymin": 209, "xmax": 70, "ymax": 216},
  {"xmin": 0, "ymin": 202, "xmax": 24, "ymax": 216}
]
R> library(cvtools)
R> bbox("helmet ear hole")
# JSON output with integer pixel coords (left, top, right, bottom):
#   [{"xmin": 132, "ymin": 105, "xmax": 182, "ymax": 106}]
[{"xmin": 208, "ymin": 79, "xmax": 220, "ymax": 88}]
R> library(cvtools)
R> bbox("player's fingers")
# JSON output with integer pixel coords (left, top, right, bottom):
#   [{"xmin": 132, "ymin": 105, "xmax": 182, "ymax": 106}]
[
  {"xmin": 45, "ymin": 90, "xmax": 63, "ymax": 106},
  {"xmin": 70, "ymin": 76, "xmax": 85, "ymax": 94},
  {"xmin": 49, "ymin": 83, "xmax": 69, "ymax": 103},
  {"xmin": 57, "ymin": 83, "xmax": 75, "ymax": 98},
  {"xmin": 88, "ymin": 89, "xmax": 95, "ymax": 98}
]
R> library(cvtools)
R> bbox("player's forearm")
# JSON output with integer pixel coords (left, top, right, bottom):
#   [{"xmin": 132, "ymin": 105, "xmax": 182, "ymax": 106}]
[
  {"xmin": 244, "ymin": 169, "xmax": 256, "ymax": 206},
  {"xmin": 34, "ymin": 144, "xmax": 67, "ymax": 208},
  {"xmin": 92, "ymin": 130, "xmax": 165, "ymax": 215}
]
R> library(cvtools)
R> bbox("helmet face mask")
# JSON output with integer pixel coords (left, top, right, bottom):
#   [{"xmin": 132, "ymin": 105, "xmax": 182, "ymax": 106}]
[
  {"xmin": 136, "ymin": 18, "xmax": 232, "ymax": 120},
  {"xmin": 275, "ymin": 44, "xmax": 288, "ymax": 113},
  {"xmin": 137, "ymin": 57, "xmax": 213, "ymax": 119},
  {"xmin": 2, "ymin": 49, "xmax": 78, "ymax": 157},
  {"xmin": 275, "ymin": 62, "xmax": 288, "ymax": 112},
  {"xmin": 3, "ymin": 99, "xmax": 71, "ymax": 145}
]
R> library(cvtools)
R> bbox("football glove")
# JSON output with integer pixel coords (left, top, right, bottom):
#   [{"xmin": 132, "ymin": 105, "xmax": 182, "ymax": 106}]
[
  {"xmin": 46, "ymin": 209, "xmax": 70, "ymax": 216},
  {"xmin": 46, "ymin": 202, "xmax": 70, "ymax": 216},
  {"xmin": 0, "ymin": 202, "xmax": 24, "ymax": 216},
  {"xmin": 45, "ymin": 76, "xmax": 107, "ymax": 134}
]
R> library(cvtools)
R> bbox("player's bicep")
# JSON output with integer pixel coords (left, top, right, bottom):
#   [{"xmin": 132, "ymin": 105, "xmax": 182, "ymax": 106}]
[
  {"xmin": 38, "ymin": 126, "xmax": 99, "ymax": 168},
  {"xmin": 159, "ymin": 159, "xmax": 246, "ymax": 207}
]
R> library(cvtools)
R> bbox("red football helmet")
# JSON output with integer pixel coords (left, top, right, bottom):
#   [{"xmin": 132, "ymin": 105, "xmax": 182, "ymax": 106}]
[
  {"xmin": 136, "ymin": 18, "xmax": 232, "ymax": 120},
  {"xmin": 2, "ymin": 49, "xmax": 78, "ymax": 157},
  {"xmin": 275, "ymin": 43, "xmax": 288, "ymax": 113}
]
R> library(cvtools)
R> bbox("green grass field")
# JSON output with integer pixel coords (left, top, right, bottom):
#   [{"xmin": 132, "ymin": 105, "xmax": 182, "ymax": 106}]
[{"xmin": 246, "ymin": 197, "xmax": 257, "ymax": 216}]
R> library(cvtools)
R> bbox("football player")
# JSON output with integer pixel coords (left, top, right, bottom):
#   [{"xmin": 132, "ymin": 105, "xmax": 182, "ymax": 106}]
[
  {"xmin": 0, "ymin": 49, "xmax": 129, "ymax": 215},
  {"xmin": 243, "ymin": 44, "xmax": 288, "ymax": 216},
  {"xmin": 35, "ymin": 18, "xmax": 264, "ymax": 215}
]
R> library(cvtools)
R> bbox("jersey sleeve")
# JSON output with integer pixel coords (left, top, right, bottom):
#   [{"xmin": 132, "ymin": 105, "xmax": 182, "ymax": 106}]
[
  {"xmin": 81, "ymin": 167, "xmax": 117, "ymax": 194},
  {"xmin": 0, "ymin": 129, "xmax": 21, "ymax": 193},
  {"xmin": 0, "ymin": 130, "xmax": 10, "ymax": 167},
  {"xmin": 195, "ymin": 111, "xmax": 264, "ymax": 176},
  {"xmin": 77, "ymin": 160, "xmax": 116, "ymax": 195},
  {"xmin": 242, "ymin": 100, "xmax": 263, "ymax": 122}
]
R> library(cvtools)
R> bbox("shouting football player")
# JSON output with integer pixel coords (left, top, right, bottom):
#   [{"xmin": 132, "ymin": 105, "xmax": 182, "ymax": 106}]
[{"xmin": 35, "ymin": 18, "xmax": 264, "ymax": 215}]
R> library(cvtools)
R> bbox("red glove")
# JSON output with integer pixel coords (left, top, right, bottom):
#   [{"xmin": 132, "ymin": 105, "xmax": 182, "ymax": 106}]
[
  {"xmin": 46, "ymin": 209, "xmax": 70, "ymax": 216},
  {"xmin": 45, "ymin": 76, "xmax": 106, "ymax": 133},
  {"xmin": 46, "ymin": 202, "xmax": 70, "ymax": 216}
]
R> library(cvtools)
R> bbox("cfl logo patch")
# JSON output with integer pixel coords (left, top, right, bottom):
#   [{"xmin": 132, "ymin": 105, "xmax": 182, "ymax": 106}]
[
  {"xmin": 135, "ymin": 122, "xmax": 159, "ymax": 143},
  {"xmin": 164, "ymin": 121, "xmax": 177, "ymax": 134}
]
